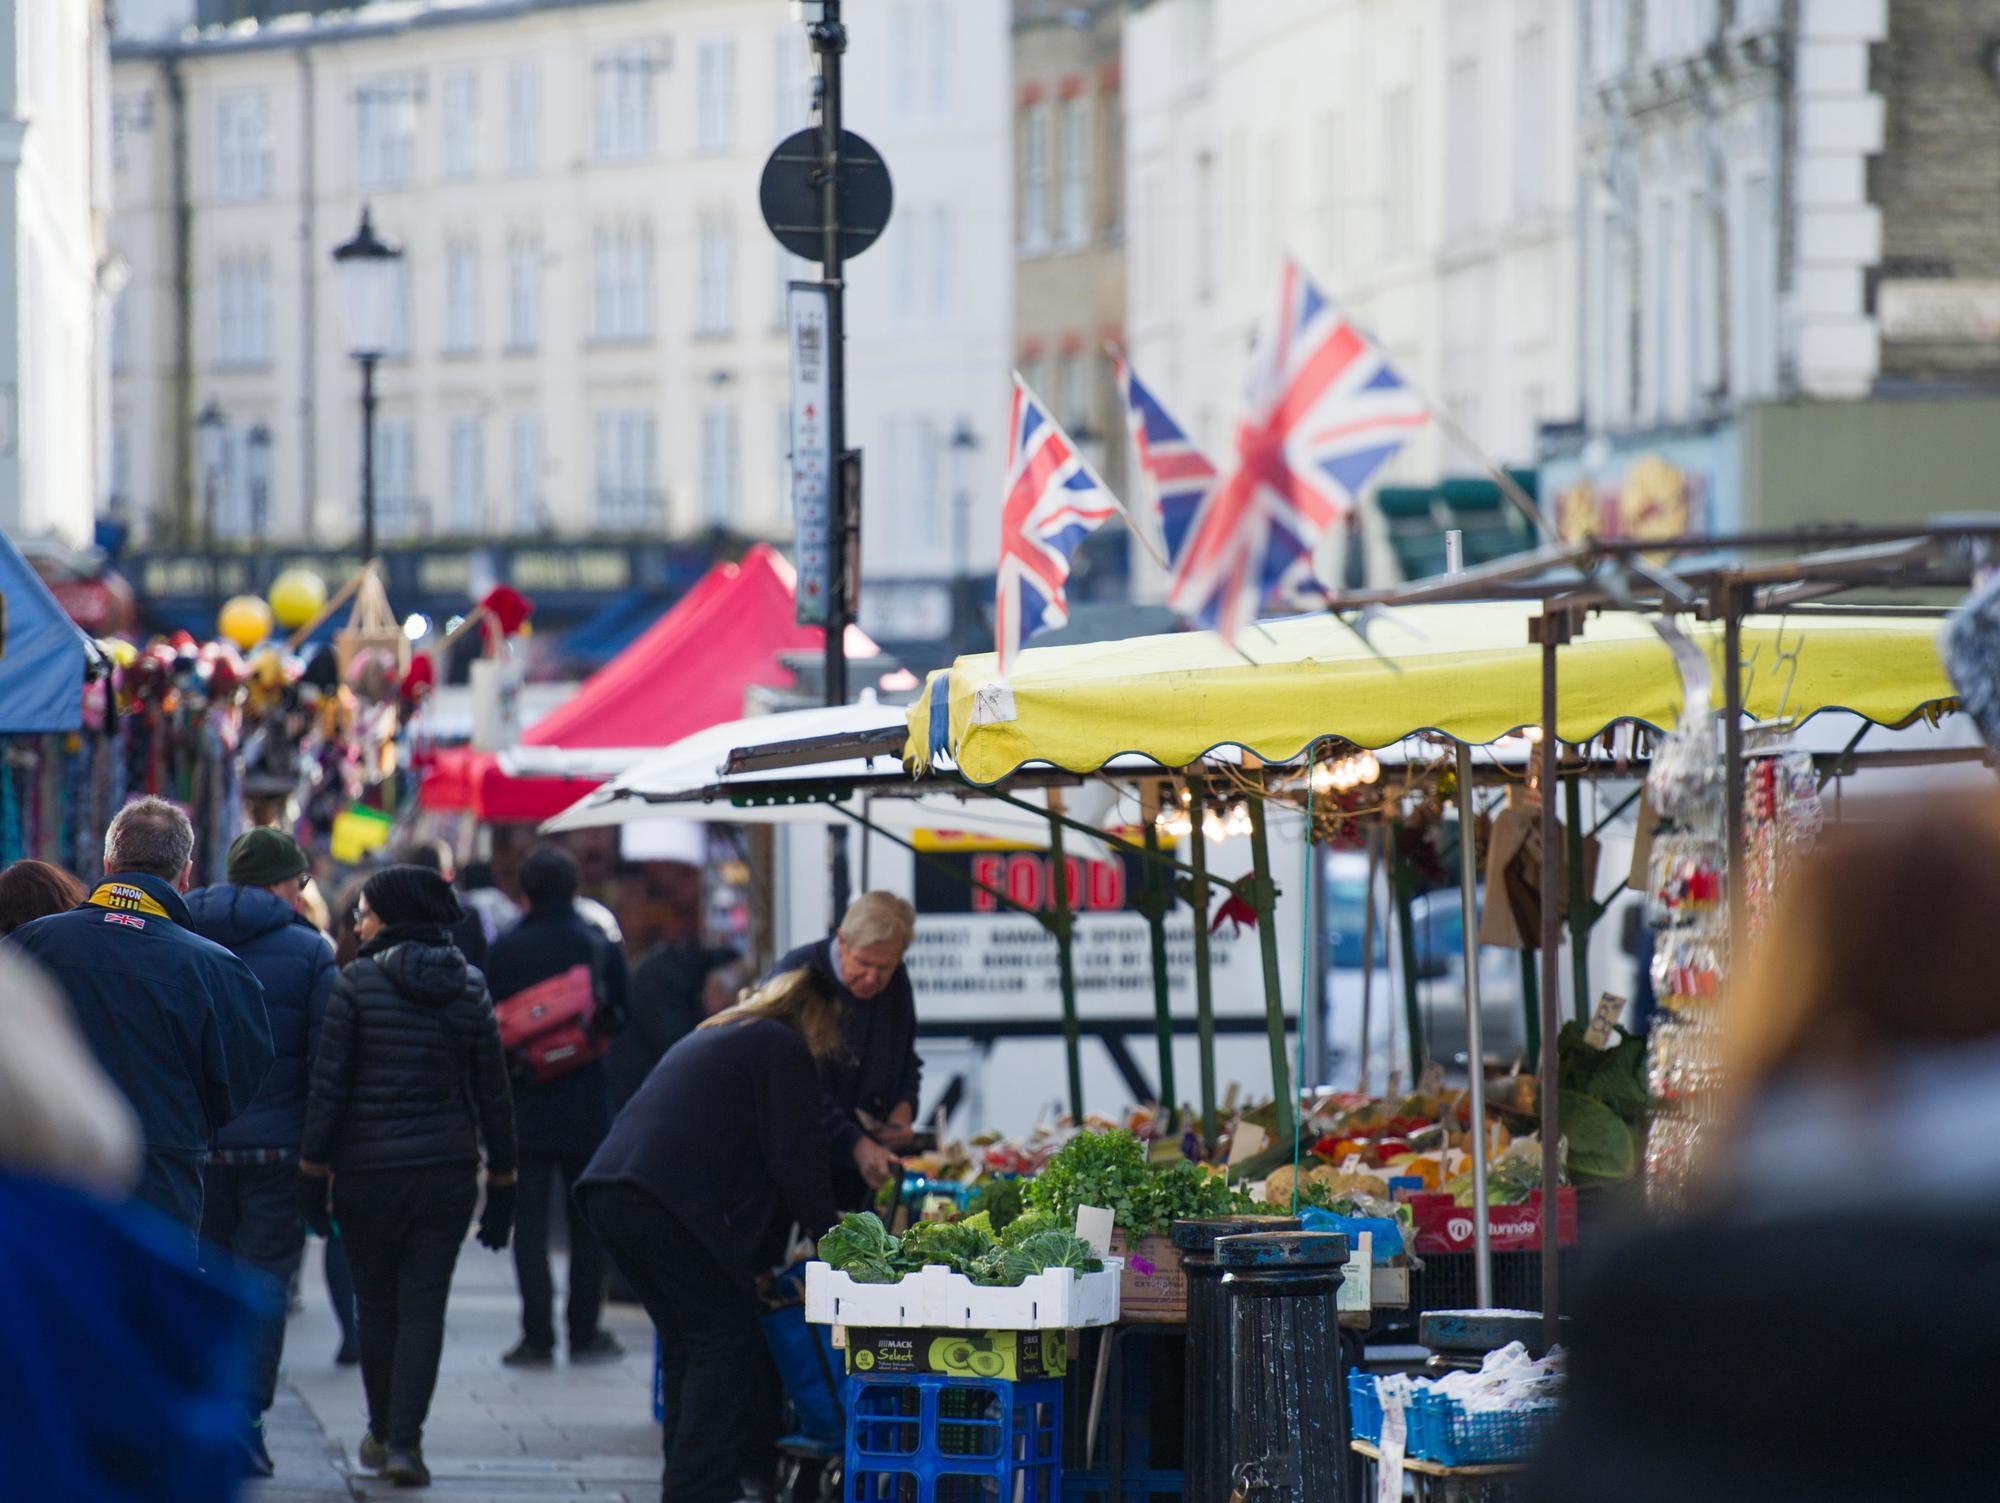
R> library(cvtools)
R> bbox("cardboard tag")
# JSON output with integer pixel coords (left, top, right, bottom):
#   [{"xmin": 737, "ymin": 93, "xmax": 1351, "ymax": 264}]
[
  {"xmin": 830, "ymin": 1325, "xmax": 848, "ymax": 1350},
  {"xmin": 1583, "ymin": 992, "xmax": 1627, "ymax": 1049},
  {"xmin": 1376, "ymin": 1385, "xmax": 1407, "ymax": 1502},
  {"xmin": 1227, "ymin": 1121, "xmax": 1270, "ymax": 1167},
  {"xmin": 1336, "ymin": 1231, "xmax": 1374, "ymax": 1313},
  {"xmin": 1074, "ymin": 1205, "xmax": 1115, "ymax": 1259},
  {"xmin": 1340, "ymin": 1153, "xmax": 1364, "ymax": 1174}
]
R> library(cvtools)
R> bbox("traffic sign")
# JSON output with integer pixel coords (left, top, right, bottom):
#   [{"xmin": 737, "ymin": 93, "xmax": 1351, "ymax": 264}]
[{"xmin": 759, "ymin": 127, "xmax": 894, "ymax": 262}]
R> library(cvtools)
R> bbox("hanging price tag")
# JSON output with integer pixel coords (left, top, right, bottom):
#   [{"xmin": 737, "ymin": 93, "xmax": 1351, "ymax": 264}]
[{"xmin": 1584, "ymin": 992, "xmax": 1627, "ymax": 1050}]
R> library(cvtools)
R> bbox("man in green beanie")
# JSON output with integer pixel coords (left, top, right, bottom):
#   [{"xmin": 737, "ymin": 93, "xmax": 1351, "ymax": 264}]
[{"xmin": 187, "ymin": 826, "xmax": 338, "ymax": 1479}]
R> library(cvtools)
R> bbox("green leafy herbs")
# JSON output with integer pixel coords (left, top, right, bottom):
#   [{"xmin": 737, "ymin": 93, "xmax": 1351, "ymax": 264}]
[
  {"xmin": 1023, "ymin": 1129, "xmax": 1157, "ymax": 1234},
  {"xmin": 999, "ymin": 1210, "xmax": 1061, "ymax": 1248},
  {"xmin": 816, "ymin": 1209, "xmax": 1100, "ymax": 1287},
  {"xmin": 1150, "ymin": 1160, "xmax": 1236, "ymax": 1227},
  {"xmin": 967, "ymin": 1176, "xmax": 1027, "ymax": 1234}
]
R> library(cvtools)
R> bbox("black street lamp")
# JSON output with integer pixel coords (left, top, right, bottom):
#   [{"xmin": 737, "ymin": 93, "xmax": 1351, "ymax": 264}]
[
  {"xmin": 245, "ymin": 422, "xmax": 272, "ymax": 540},
  {"xmin": 195, "ymin": 398, "xmax": 226, "ymax": 624},
  {"xmin": 332, "ymin": 205, "xmax": 403, "ymax": 563}
]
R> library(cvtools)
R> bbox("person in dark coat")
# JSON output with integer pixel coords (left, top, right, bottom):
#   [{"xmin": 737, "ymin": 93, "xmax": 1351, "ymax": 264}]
[
  {"xmin": 186, "ymin": 828, "xmax": 338, "ymax": 1477},
  {"xmin": 579, "ymin": 966, "xmax": 841, "ymax": 1503},
  {"xmin": 392, "ymin": 838, "xmax": 491, "ymax": 973},
  {"xmin": 9, "ymin": 797, "xmax": 274, "ymax": 1251},
  {"xmin": 772, "ymin": 891, "xmax": 923, "ymax": 1208},
  {"xmin": 299, "ymin": 865, "xmax": 518, "ymax": 1488},
  {"xmin": 485, "ymin": 845, "xmax": 627, "ymax": 1367},
  {"xmin": 611, "ymin": 940, "xmax": 742, "ymax": 1109}
]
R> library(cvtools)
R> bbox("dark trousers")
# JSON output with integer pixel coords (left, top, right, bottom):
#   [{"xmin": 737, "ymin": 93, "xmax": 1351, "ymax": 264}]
[
  {"xmin": 584, "ymin": 1184, "xmax": 758, "ymax": 1503},
  {"xmin": 333, "ymin": 1164, "xmax": 477, "ymax": 1450},
  {"xmin": 514, "ymin": 1151, "xmax": 608, "ymax": 1350},
  {"xmin": 200, "ymin": 1159, "xmax": 307, "ymax": 1416},
  {"xmin": 325, "ymin": 1231, "xmax": 359, "ymax": 1348}
]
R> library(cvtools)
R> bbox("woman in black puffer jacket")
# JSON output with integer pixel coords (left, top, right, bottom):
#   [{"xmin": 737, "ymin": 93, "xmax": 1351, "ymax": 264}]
[{"xmin": 299, "ymin": 865, "xmax": 518, "ymax": 1488}]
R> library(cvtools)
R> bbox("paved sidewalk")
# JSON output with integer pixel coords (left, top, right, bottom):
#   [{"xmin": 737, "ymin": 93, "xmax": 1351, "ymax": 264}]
[{"xmin": 247, "ymin": 1237, "xmax": 660, "ymax": 1502}]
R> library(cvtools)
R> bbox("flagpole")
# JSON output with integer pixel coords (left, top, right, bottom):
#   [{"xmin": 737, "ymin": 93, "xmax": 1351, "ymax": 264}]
[{"xmin": 1400, "ymin": 378, "xmax": 1555, "ymax": 544}]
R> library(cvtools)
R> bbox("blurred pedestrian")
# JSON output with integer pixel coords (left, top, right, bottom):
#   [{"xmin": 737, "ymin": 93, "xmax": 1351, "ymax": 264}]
[
  {"xmin": 774, "ymin": 892, "xmax": 923, "ymax": 1206},
  {"xmin": 8, "ymin": 797, "xmax": 273, "ymax": 1250},
  {"xmin": 487, "ymin": 845, "xmax": 627, "ymax": 1367},
  {"xmin": 579, "ymin": 966, "xmax": 841, "ymax": 1503},
  {"xmin": 459, "ymin": 859, "xmax": 520, "ymax": 946},
  {"xmin": 612, "ymin": 941, "xmax": 741, "ymax": 1109},
  {"xmin": 300, "ymin": 864, "xmax": 518, "ymax": 1488},
  {"xmin": 392, "ymin": 837, "xmax": 491, "ymax": 971},
  {"xmin": 0, "ymin": 858, "xmax": 84, "ymax": 936},
  {"xmin": 186, "ymin": 828, "xmax": 338, "ymax": 1477},
  {"xmin": 1536, "ymin": 800, "xmax": 2000, "ymax": 1503},
  {"xmin": 317, "ymin": 871, "xmax": 371, "ymax": 1363}
]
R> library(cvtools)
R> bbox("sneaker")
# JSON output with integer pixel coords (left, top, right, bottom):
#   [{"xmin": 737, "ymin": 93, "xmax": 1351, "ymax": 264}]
[
  {"xmin": 569, "ymin": 1331, "xmax": 625, "ymax": 1364},
  {"xmin": 357, "ymin": 1432, "xmax": 389, "ymax": 1472},
  {"xmin": 239, "ymin": 1423, "xmax": 275, "ymax": 1479},
  {"xmin": 501, "ymin": 1339, "xmax": 555, "ymax": 1368},
  {"xmin": 382, "ymin": 1447, "xmax": 431, "ymax": 1488}
]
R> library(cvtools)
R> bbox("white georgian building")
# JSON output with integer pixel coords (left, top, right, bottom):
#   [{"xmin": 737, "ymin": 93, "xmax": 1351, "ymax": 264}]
[
  {"xmin": 1121, "ymin": 0, "xmax": 1581, "ymax": 586},
  {"xmin": 1, "ymin": 0, "xmax": 112, "ymax": 546},
  {"xmin": 108, "ymin": 0, "xmax": 1011, "ymax": 577}
]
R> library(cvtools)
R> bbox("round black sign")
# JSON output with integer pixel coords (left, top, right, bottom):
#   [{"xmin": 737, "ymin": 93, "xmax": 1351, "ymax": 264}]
[{"xmin": 759, "ymin": 127, "xmax": 894, "ymax": 262}]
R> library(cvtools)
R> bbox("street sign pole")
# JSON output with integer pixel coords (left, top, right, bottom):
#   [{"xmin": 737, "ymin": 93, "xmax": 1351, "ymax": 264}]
[{"xmin": 813, "ymin": 1, "xmax": 851, "ymax": 922}]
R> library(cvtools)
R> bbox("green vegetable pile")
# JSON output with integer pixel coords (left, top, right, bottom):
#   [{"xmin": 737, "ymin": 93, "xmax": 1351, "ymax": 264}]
[
  {"xmin": 1023, "ymin": 1129, "xmax": 1238, "ymax": 1238},
  {"xmin": 1553, "ymin": 1020, "xmax": 1647, "ymax": 1183},
  {"xmin": 817, "ymin": 1211, "xmax": 1104, "ymax": 1287}
]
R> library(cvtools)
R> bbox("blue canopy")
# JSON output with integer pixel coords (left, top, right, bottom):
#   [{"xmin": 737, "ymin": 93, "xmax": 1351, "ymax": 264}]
[{"xmin": 0, "ymin": 530, "xmax": 86, "ymax": 732}]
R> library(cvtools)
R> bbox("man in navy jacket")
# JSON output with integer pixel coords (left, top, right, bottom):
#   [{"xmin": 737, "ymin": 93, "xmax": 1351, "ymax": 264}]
[
  {"xmin": 10, "ymin": 799, "xmax": 272, "ymax": 1248},
  {"xmin": 187, "ymin": 826, "xmax": 337, "ymax": 1475}
]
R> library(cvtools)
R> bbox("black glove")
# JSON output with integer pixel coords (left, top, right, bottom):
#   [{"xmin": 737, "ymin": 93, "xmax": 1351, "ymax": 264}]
[
  {"xmin": 478, "ymin": 1180, "xmax": 516, "ymax": 1251},
  {"xmin": 296, "ymin": 1172, "xmax": 334, "ymax": 1238}
]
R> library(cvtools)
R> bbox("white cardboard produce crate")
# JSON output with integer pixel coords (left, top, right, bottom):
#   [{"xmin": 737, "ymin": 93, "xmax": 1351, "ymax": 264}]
[{"xmin": 803, "ymin": 1258, "xmax": 1122, "ymax": 1330}]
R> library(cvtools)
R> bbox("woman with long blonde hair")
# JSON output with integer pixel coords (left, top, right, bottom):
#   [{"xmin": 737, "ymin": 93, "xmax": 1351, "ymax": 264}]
[{"xmin": 578, "ymin": 966, "xmax": 842, "ymax": 1503}]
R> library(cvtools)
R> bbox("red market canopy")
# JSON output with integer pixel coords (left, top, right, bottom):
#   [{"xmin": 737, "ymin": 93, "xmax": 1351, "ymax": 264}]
[{"xmin": 423, "ymin": 544, "xmax": 875, "ymax": 823}]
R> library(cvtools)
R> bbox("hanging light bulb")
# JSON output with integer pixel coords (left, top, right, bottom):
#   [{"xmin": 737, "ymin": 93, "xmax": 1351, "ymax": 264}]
[
  {"xmin": 1202, "ymin": 809, "xmax": 1229, "ymax": 843},
  {"xmin": 1156, "ymin": 807, "xmax": 1193, "ymax": 840},
  {"xmin": 1358, "ymin": 751, "xmax": 1381, "ymax": 783},
  {"xmin": 1225, "ymin": 803, "xmax": 1254, "ymax": 838}
]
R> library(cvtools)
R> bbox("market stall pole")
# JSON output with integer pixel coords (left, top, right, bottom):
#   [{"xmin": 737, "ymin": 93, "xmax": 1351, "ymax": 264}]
[
  {"xmin": 1245, "ymin": 781, "xmax": 1296, "ymax": 1149},
  {"xmin": 1530, "ymin": 604, "xmax": 1575, "ymax": 1350},
  {"xmin": 1184, "ymin": 771, "xmax": 1220, "ymax": 1152},
  {"xmin": 1139, "ymin": 783, "xmax": 1178, "ymax": 1115},
  {"xmin": 1045, "ymin": 788, "xmax": 1086, "ymax": 1120}
]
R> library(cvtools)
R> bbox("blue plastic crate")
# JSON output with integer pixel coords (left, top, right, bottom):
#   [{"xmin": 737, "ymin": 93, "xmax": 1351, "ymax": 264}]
[
  {"xmin": 1411, "ymin": 1391, "xmax": 1559, "ymax": 1467},
  {"xmin": 847, "ymin": 1373, "xmax": 1062, "ymax": 1503},
  {"xmin": 1346, "ymin": 1370, "xmax": 1383, "ymax": 1445}
]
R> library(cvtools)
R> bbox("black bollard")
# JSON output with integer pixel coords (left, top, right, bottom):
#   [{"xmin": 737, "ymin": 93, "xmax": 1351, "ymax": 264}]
[
  {"xmin": 1172, "ymin": 1215, "xmax": 1302, "ymax": 1503},
  {"xmin": 1218, "ymin": 1231, "xmax": 1349, "ymax": 1503}
]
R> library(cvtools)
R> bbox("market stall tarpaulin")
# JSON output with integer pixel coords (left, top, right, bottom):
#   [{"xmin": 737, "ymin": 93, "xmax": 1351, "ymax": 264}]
[
  {"xmin": 909, "ymin": 601, "xmax": 1956, "ymax": 783},
  {"xmin": 0, "ymin": 527, "xmax": 88, "ymax": 732}
]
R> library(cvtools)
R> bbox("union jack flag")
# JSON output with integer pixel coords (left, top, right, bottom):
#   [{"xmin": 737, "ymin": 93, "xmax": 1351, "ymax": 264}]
[
  {"xmin": 995, "ymin": 374, "xmax": 1119, "ymax": 675},
  {"xmin": 1168, "ymin": 260, "xmax": 1430, "ymax": 643},
  {"xmin": 1110, "ymin": 349, "xmax": 1216, "ymax": 572}
]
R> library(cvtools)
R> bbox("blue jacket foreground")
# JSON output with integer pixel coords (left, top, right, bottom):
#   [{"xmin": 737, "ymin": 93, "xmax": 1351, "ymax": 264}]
[
  {"xmin": 186, "ymin": 883, "xmax": 337, "ymax": 1152},
  {"xmin": 0, "ymin": 1173, "xmax": 264, "ymax": 1502},
  {"xmin": 11, "ymin": 872, "xmax": 274, "ymax": 1234}
]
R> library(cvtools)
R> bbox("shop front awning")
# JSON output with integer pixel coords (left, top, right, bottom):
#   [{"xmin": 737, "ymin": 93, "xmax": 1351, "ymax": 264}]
[
  {"xmin": 910, "ymin": 601, "xmax": 1957, "ymax": 785},
  {"xmin": 0, "ymin": 528, "xmax": 90, "ymax": 732}
]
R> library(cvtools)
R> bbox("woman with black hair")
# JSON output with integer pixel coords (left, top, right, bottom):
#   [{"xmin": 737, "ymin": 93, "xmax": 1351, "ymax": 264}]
[{"xmin": 300, "ymin": 865, "xmax": 518, "ymax": 1488}]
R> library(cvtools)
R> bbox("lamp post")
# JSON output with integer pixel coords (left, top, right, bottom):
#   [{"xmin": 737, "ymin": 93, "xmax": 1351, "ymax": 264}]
[
  {"xmin": 195, "ymin": 398, "xmax": 226, "ymax": 626},
  {"xmin": 245, "ymin": 422, "xmax": 272, "ymax": 540},
  {"xmin": 332, "ymin": 206, "xmax": 403, "ymax": 563}
]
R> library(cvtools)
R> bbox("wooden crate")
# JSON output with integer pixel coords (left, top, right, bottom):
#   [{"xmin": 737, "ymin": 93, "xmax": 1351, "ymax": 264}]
[{"xmin": 1112, "ymin": 1233, "xmax": 1186, "ymax": 1323}]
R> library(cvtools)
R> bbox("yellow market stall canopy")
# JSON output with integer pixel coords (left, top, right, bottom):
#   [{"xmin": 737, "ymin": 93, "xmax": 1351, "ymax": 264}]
[{"xmin": 909, "ymin": 602, "xmax": 1954, "ymax": 785}]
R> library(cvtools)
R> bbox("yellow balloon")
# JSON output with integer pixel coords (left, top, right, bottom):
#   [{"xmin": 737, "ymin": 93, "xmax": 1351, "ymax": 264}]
[
  {"xmin": 268, "ymin": 568, "xmax": 328, "ymax": 630},
  {"xmin": 97, "ymin": 637, "xmax": 139, "ymax": 668},
  {"xmin": 219, "ymin": 595, "xmax": 274, "ymax": 650}
]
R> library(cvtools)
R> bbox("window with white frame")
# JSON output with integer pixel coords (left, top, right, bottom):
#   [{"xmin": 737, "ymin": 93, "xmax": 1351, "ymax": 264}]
[
  {"xmin": 699, "ymin": 215, "xmax": 736, "ymax": 335},
  {"xmin": 110, "ymin": 291, "xmax": 130, "ymax": 375},
  {"xmin": 216, "ymin": 90, "xmax": 273, "ymax": 200},
  {"xmin": 893, "ymin": 212, "xmax": 921, "ymax": 320},
  {"xmin": 1512, "ymin": 24, "xmax": 1547, "ymax": 217},
  {"xmin": 217, "ymin": 253, "xmax": 273, "ymax": 368},
  {"xmin": 442, "ymin": 69, "xmax": 478, "ymax": 179},
  {"xmin": 1644, "ymin": 0, "xmax": 1715, "ymax": 61},
  {"xmin": 444, "ymin": 240, "xmax": 480, "ymax": 354},
  {"xmin": 1736, "ymin": 168, "xmax": 1777, "ymax": 398},
  {"xmin": 701, "ymin": 403, "xmax": 739, "ymax": 525},
  {"xmin": 929, "ymin": 206, "xmax": 954, "ymax": 318},
  {"xmin": 1058, "ymin": 96, "xmax": 1090, "ymax": 247},
  {"xmin": 698, "ymin": 37, "xmax": 736, "ymax": 154},
  {"xmin": 509, "ymin": 413, "xmax": 545, "ymax": 531},
  {"xmin": 592, "ymin": 222, "xmax": 654, "ymax": 343},
  {"xmin": 1312, "ymin": 120, "xmax": 1342, "ymax": 281},
  {"xmin": 356, "ymin": 79, "xmax": 418, "ymax": 189},
  {"xmin": 506, "ymin": 235, "xmax": 540, "ymax": 352},
  {"xmin": 1642, "ymin": 193, "xmax": 1668, "ymax": 420},
  {"xmin": 594, "ymin": 410, "xmax": 657, "ymax": 527},
  {"xmin": 448, "ymin": 417, "xmax": 484, "ymax": 531},
  {"xmin": 1020, "ymin": 104, "xmax": 1050, "ymax": 250},
  {"xmin": 507, "ymin": 61, "xmax": 540, "ymax": 173},
  {"xmin": 892, "ymin": 3, "xmax": 917, "ymax": 118},
  {"xmin": 593, "ymin": 45, "xmax": 656, "ymax": 162},
  {"xmin": 773, "ymin": 26, "xmax": 810, "ymax": 137},
  {"xmin": 1058, "ymin": 353, "xmax": 1089, "ymax": 433},
  {"xmin": 1589, "ymin": 0, "xmax": 1628, "ymax": 84},
  {"xmin": 1445, "ymin": 57, "xmax": 1481, "ymax": 240},
  {"xmin": 371, "ymin": 416, "xmax": 416, "ymax": 536},
  {"xmin": 1691, "ymin": 182, "xmax": 1720, "ymax": 398},
  {"xmin": 110, "ymin": 417, "xmax": 131, "ymax": 511},
  {"xmin": 385, "ymin": 256, "xmax": 413, "ymax": 358},
  {"xmin": 928, "ymin": 0, "xmax": 954, "ymax": 113},
  {"xmin": 1382, "ymin": 86, "xmax": 1413, "ymax": 257},
  {"xmin": 1192, "ymin": 155, "xmax": 1214, "ymax": 300}
]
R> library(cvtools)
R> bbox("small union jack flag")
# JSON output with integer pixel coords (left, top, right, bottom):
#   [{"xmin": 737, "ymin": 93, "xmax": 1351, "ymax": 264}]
[
  {"xmin": 1110, "ymin": 349, "xmax": 1217, "ymax": 572},
  {"xmin": 1168, "ymin": 259, "xmax": 1429, "ymax": 643},
  {"xmin": 995, "ymin": 374, "xmax": 1120, "ymax": 675}
]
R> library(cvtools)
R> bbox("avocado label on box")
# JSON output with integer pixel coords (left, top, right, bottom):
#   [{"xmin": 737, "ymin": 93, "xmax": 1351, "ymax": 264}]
[{"xmin": 846, "ymin": 1329, "xmax": 1067, "ymax": 1381}]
